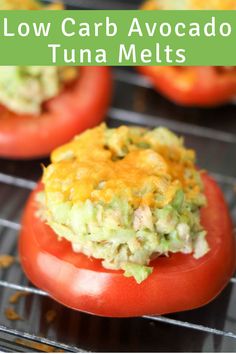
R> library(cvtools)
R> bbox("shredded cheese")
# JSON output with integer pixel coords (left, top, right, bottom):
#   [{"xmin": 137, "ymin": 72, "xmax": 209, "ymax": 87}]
[
  {"xmin": 143, "ymin": 0, "xmax": 236, "ymax": 10},
  {"xmin": 43, "ymin": 124, "xmax": 200, "ymax": 209}
]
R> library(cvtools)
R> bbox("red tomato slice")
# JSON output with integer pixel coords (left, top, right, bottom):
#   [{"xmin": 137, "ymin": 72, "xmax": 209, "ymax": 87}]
[
  {"xmin": 138, "ymin": 66, "xmax": 236, "ymax": 107},
  {"xmin": 0, "ymin": 67, "xmax": 111, "ymax": 159},
  {"xmin": 19, "ymin": 173, "xmax": 235, "ymax": 317}
]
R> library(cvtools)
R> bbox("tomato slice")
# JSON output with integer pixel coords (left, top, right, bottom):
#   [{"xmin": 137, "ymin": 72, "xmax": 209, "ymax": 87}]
[
  {"xmin": 19, "ymin": 173, "xmax": 235, "ymax": 317},
  {"xmin": 0, "ymin": 67, "xmax": 111, "ymax": 159},
  {"xmin": 140, "ymin": 1, "xmax": 236, "ymax": 107},
  {"xmin": 138, "ymin": 66, "xmax": 236, "ymax": 107}
]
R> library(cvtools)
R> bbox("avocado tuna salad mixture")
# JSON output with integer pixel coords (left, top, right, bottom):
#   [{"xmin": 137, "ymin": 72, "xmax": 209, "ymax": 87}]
[
  {"xmin": 38, "ymin": 124, "xmax": 209, "ymax": 283},
  {"xmin": 0, "ymin": 0, "xmax": 76, "ymax": 115}
]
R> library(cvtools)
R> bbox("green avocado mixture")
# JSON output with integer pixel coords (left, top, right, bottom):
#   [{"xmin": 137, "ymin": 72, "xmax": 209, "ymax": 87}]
[
  {"xmin": 38, "ymin": 125, "xmax": 209, "ymax": 284},
  {"xmin": 0, "ymin": 0, "xmax": 74, "ymax": 115},
  {"xmin": 0, "ymin": 67, "xmax": 63, "ymax": 115}
]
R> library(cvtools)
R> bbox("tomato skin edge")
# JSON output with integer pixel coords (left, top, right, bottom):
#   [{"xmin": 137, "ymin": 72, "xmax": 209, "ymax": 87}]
[
  {"xmin": 139, "ymin": 0, "xmax": 236, "ymax": 107},
  {"xmin": 138, "ymin": 66, "xmax": 236, "ymax": 107},
  {"xmin": 0, "ymin": 66, "xmax": 112, "ymax": 159},
  {"xmin": 19, "ymin": 173, "xmax": 236, "ymax": 317}
]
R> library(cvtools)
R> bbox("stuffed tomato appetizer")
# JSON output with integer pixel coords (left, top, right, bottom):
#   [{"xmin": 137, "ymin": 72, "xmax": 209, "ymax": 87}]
[
  {"xmin": 19, "ymin": 123, "xmax": 235, "ymax": 317},
  {"xmin": 0, "ymin": 0, "xmax": 111, "ymax": 159},
  {"xmin": 139, "ymin": 0, "xmax": 236, "ymax": 107}
]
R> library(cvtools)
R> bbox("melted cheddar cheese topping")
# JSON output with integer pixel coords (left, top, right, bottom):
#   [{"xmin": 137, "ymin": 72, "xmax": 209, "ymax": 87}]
[
  {"xmin": 0, "ymin": 0, "xmax": 64, "ymax": 10},
  {"xmin": 190, "ymin": 0, "xmax": 236, "ymax": 10},
  {"xmin": 142, "ymin": 0, "xmax": 236, "ymax": 10},
  {"xmin": 43, "ymin": 124, "xmax": 201, "ymax": 209}
]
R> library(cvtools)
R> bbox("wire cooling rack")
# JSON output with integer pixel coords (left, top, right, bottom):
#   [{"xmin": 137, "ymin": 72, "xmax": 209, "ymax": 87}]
[
  {"xmin": 0, "ymin": 1, "xmax": 235, "ymax": 352},
  {"xmin": 42, "ymin": 0, "xmax": 141, "ymax": 9}
]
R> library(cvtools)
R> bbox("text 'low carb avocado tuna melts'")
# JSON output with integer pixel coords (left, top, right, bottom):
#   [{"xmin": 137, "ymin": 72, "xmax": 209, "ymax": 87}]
[{"xmin": 19, "ymin": 124, "xmax": 235, "ymax": 317}]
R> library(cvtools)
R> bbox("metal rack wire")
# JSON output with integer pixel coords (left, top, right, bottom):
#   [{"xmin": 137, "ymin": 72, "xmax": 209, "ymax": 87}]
[
  {"xmin": 42, "ymin": 0, "xmax": 141, "ymax": 9},
  {"xmin": 0, "ymin": 0, "xmax": 235, "ymax": 352}
]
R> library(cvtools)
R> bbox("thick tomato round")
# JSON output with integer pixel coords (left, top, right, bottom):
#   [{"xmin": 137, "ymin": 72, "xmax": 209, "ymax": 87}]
[
  {"xmin": 19, "ymin": 173, "xmax": 235, "ymax": 317},
  {"xmin": 0, "ymin": 67, "xmax": 111, "ymax": 159},
  {"xmin": 138, "ymin": 66, "xmax": 236, "ymax": 107},
  {"xmin": 140, "ymin": 1, "xmax": 236, "ymax": 107}
]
